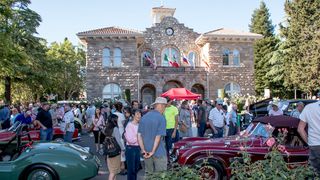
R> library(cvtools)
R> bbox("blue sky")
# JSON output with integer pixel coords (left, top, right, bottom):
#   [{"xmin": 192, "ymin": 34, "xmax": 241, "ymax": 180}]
[{"xmin": 29, "ymin": 0, "xmax": 286, "ymax": 45}]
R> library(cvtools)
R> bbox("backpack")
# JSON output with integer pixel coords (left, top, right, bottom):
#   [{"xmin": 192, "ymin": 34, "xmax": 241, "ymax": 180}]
[{"xmin": 103, "ymin": 136, "xmax": 121, "ymax": 157}]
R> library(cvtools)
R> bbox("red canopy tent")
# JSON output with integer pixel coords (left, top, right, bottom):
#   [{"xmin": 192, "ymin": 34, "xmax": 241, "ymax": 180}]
[{"xmin": 161, "ymin": 88, "xmax": 201, "ymax": 100}]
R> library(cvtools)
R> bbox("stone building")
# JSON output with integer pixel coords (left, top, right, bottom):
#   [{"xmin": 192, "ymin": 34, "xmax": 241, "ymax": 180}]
[{"xmin": 77, "ymin": 6, "xmax": 262, "ymax": 105}]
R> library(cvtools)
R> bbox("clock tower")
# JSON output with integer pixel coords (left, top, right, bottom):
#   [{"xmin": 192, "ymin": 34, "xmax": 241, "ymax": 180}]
[{"xmin": 151, "ymin": 6, "xmax": 176, "ymax": 25}]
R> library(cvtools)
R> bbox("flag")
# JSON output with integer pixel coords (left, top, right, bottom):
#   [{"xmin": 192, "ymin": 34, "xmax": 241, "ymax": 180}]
[
  {"xmin": 203, "ymin": 59, "xmax": 210, "ymax": 68},
  {"xmin": 144, "ymin": 53, "xmax": 153, "ymax": 65},
  {"xmin": 181, "ymin": 53, "xmax": 190, "ymax": 65},
  {"xmin": 164, "ymin": 54, "xmax": 169, "ymax": 62},
  {"xmin": 153, "ymin": 54, "xmax": 157, "ymax": 70},
  {"xmin": 171, "ymin": 54, "xmax": 180, "ymax": 68},
  {"xmin": 144, "ymin": 53, "xmax": 157, "ymax": 70}
]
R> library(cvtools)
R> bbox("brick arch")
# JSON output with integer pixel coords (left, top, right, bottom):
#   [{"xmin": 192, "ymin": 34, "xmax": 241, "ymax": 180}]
[
  {"xmin": 191, "ymin": 84, "xmax": 205, "ymax": 99},
  {"xmin": 162, "ymin": 80, "xmax": 184, "ymax": 93},
  {"xmin": 141, "ymin": 84, "xmax": 156, "ymax": 106}
]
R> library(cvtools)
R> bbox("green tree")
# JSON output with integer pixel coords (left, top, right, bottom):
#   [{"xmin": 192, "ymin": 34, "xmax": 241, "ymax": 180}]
[
  {"xmin": 249, "ymin": 1, "xmax": 280, "ymax": 96},
  {"xmin": 0, "ymin": 0, "xmax": 44, "ymax": 103},
  {"xmin": 46, "ymin": 38, "xmax": 86, "ymax": 100},
  {"xmin": 281, "ymin": 0, "xmax": 320, "ymax": 97}
]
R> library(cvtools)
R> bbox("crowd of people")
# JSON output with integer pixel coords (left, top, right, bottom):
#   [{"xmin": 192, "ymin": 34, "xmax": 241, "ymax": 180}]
[{"xmin": 1, "ymin": 96, "xmax": 319, "ymax": 178}]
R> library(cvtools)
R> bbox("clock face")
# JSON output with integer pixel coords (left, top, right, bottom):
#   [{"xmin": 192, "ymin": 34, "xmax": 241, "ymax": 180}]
[{"xmin": 165, "ymin": 27, "xmax": 174, "ymax": 36}]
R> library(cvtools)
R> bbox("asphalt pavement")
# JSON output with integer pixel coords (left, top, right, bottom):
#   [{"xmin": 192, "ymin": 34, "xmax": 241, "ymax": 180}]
[{"xmin": 74, "ymin": 131, "xmax": 145, "ymax": 180}]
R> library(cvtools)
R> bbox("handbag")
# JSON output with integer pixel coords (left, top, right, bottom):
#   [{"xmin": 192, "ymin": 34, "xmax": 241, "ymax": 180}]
[
  {"xmin": 179, "ymin": 122, "xmax": 188, "ymax": 133},
  {"xmin": 103, "ymin": 136, "xmax": 121, "ymax": 157}
]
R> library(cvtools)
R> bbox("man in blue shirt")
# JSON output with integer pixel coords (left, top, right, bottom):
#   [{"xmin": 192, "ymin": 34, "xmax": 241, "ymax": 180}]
[
  {"xmin": 0, "ymin": 100, "xmax": 10, "ymax": 129},
  {"xmin": 15, "ymin": 111, "xmax": 32, "ymax": 124},
  {"xmin": 138, "ymin": 97, "xmax": 167, "ymax": 176}
]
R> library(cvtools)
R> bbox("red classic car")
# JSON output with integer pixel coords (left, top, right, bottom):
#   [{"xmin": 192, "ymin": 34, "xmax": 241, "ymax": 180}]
[
  {"xmin": 173, "ymin": 116, "xmax": 308, "ymax": 180},
  {"xmin": 0, "ymin": 122, "xmax": 80, "ymax": 143}
]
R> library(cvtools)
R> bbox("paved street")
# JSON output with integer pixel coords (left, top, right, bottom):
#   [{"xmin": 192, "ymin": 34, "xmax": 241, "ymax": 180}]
[{"xmin": 74, "ymin": 131, "xmax": 145, "ymax": 180}]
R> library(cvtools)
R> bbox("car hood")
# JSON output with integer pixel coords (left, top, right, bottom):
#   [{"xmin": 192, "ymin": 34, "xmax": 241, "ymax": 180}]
[
  {"xmin": 20, "ymin": 142, "xmax": 92, "ymax": 158},
  {"xmin": 186, "ymin": 135, "xmax": 264, "ymax": 148}
]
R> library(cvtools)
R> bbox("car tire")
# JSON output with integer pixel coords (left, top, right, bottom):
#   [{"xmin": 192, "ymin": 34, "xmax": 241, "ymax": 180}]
[
  {"xmin": 192, "ymin": 158, "xmax": 224, "ymax": 180},
  {"xmin": 21, "ymin": 164, "xmax": 59, "ymax": 180},
  {"xmin": 53, "ymin": 135, "xmax": 64, "ymax": 142}
]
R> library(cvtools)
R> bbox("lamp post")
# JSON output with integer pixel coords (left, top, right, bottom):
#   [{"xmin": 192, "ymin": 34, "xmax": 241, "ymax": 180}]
[{"xmin": 294, "ymin": 87, "xmax": 297, "ymax": 99}]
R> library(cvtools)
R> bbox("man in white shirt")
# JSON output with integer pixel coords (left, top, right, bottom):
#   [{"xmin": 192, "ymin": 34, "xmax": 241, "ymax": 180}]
[
  {"xmin": 61, "ymin": 104, "xmax": 75, "ymax": 143},
  {"xmin": 208, "ymin": 98, "xmax": 225, "ymax": 138},
  {"xmin": 298, "ymin": 101, "xmax": 320, "ymax": 175}
]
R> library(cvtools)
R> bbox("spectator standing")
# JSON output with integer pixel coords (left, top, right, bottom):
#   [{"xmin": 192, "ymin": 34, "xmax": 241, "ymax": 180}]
[
  {"xmin": 104, "ymin": 114, "xmax": 125, "ymax": 180},
  {"xmin": 179, "ymin": 101, "xmax": 192, "ymax": 138},
  {"xmin": 85, "ymin": 103, "xmax": 96, "ymax": 130},
  {"xmin": 124, "ymin": 109, "xmax": 142, "ymax": 180},
  {"xmin": 15, "ymin": 111, "xmax": 32, "ymax": 124},
  {"xmin": 10, "ymin": 108, "xmax": 20, "ymax": 125},
  {"xmin": 268, "ymin": 102, "xmax": 283, "ymax": 116},
  {"xmin": 227, "ymin": 103, "xmax": 238, "ymax": 136},
  {"xmin": 290, "ymin": 102, "xmax": 304, "ymax": 119},
  {"xmin": 49, "ymin": 104, "xmax": 58, "ymax": 126},
  {"xmin": 298, "ymin": 101, "xmax": 320, "ymax": 175},
  {"xmin": 36, "ymin": 102, "xmax": 53, "ymax": 141},
  {"xmin": 60, "ymin": 104, "xmax": 75, "ymax": 143},
  {"xmin": 138, "ymin": 97, "xmax": 167, "ymax": 176},
  {"xmin": 131, "ymin": 100, "xmax": 140, "ymax": 110},
  {"xmin": 0, "ymin": 100, "xmax": 10, "ymax": 129},
  {"xmin": 92, "ymin": 107, "xmax": 105, "ymax": 152},
  {"xmin": 208, "ymin": 99, "xmax": 225, "ymax": 138},
  {"xmin": 163, "ymin": 98, "xmax": 179, "ymax": 156},
  {"xmin": 113, "ymin": 102, "xmax": 127, "ymax": 175},
  {"xmin": 196, "ymin": 100, "xmax": 207, "ymax": 137}
]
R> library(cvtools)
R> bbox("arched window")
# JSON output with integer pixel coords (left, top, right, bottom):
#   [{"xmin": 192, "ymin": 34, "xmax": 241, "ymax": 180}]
[
  {"xmin": 103, "ymin": 83, "xmax": 122, "ymax": 100},
  {"xmin": 141, "ymin": 51, "xmax": 153, "ymax": 67},
  {"xmin": 113, "ymin": 48, "xmax": 122, "ymax": 67},
  {"xmin": 162, "ymin": 47, "xmax": 179, "ymax": 67},
  {"xmin": 233, "ymin": 49, "xmax": 240, "ymax": 66},
  {"xmin": 224, "ymin": 82, "xmax": 241, "ymax": 95},
  {"xmin": 223, "ymin": 49, "xmax": 230, "ymax": 66},
  {"xmin": 188, "ymin": 51, "xmax": 198, "ymax": 67},
  {"xmin": 102, "ymin": 48, "xmax": 110, "ymax": 67}
]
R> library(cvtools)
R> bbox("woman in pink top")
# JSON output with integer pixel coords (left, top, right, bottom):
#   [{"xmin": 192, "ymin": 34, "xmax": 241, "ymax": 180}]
[
  {"xmin": 124, "ymin": 109, "xmax": 141, "ymax": 180},
  {"xmin": 92, "ymin": 107, "xmax": 105, "ymax": 153}
]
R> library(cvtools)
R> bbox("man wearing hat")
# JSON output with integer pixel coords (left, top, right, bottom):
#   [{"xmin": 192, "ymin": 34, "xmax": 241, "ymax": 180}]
[
  {"xmin": 268, "ymin": 102, "xmax": 283, "ymax": 116},
  {"xmin": 60, "ymin": 104, "xmax": 75, "ymax": 143},
  {"xmin": 15, "ymin": 110, "xmax": 32, "ymax": 124},
  {"xmin": 138, "ymin": 97, "xmax": 167, "ymax": 175},
  {"xmin": 208, "ymin": 98, "xmax": 225, "ymax": 138},
  {"xmin": 290, "ymin": 102, "xmax": 304, "ymax": 118}
]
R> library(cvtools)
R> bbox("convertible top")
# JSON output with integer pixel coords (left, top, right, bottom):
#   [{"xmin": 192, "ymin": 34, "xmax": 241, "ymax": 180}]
[{"xmin": 253, "ymin": 115, "xmax": 300, "ymax": 128}]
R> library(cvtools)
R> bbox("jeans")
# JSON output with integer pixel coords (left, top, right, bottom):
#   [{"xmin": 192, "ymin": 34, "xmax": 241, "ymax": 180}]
[
  {"xmin": 198, "ymin": 122, "xmax": 206, "ymax": 137},
  {"xmin": 165, "ymin": 129, "xmax": 179, "ymax": 155},
  {"xmin": 64, "ymin": 131, "xmax": 73, "ymax": 143},
  {"xmin": 212, "ymin": 126, "xmax": 224, "ymax": 138},
  {"xmin": 309, "ymin": 145, "xmax": 320, "ymax": 175},
  {"xmin": 40, "ymin": 128, "xmax": 53, "ymax": 142},
  {"xmin": 125, "ymin": 145, "xmax": 141, "ymax": 180}
]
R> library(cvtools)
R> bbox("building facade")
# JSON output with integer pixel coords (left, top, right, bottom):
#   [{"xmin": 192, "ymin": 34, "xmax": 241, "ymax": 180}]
[{"xmin": 77, "ymin": 7, "xmax": 262, "ymax": 105}]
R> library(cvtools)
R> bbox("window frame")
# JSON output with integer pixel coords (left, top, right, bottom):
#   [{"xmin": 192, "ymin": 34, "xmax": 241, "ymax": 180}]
[
  {"xmin": 224, "ymin": 82, "xmax": 241, "ymax": 95},
  {"xmin": 102, "ymin": 48, "xmax": 111, "ymax": 67},
  {"xmin": 161, "ymin": 47, "xmax": 180, "ymax": 67},
  {"xmin": 102, "ymin": 83, "xmax": 122, "ymax": 100}
]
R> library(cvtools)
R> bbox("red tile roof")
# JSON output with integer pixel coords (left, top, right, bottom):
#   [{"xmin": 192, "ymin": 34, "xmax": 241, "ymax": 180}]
[{"xmin": 77, "ymin": 26, "xmax": 142, "ymax": 36}]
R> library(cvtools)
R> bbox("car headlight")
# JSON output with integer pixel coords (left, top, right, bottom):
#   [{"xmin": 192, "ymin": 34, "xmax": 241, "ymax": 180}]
[{"xmin": 80, "ymin": 154, "xmax": 89, "ymax": 161}]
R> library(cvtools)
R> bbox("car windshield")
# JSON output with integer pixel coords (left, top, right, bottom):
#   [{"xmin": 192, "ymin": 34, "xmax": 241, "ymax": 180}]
[{"xmin": 249, "ymin": 122, "xmax": 275, "ymax": 138}]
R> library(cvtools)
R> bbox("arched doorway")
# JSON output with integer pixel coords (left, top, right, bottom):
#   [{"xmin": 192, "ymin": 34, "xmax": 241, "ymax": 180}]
[
  {"xmin": 191, "ymin": 84, "xmax": 205, "ymax": 99},
  {"xmin": 163, "ymin": 80, "xmax": 183, "ymax": 93},
  {"xmin": 141, "ymin": 84, "xmax": 156, "ymax": 106}
]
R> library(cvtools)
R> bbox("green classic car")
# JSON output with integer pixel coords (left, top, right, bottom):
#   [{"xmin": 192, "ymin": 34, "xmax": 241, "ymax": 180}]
[{"xmin": 0, "ymin": 123, "xmax": 100, "ymax": 180}]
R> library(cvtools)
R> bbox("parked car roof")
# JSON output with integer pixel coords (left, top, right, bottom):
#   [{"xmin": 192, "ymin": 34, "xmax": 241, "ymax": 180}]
[{"xmin": 253, "ymin": 115, "xmax": 300, "ymax": 128}]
